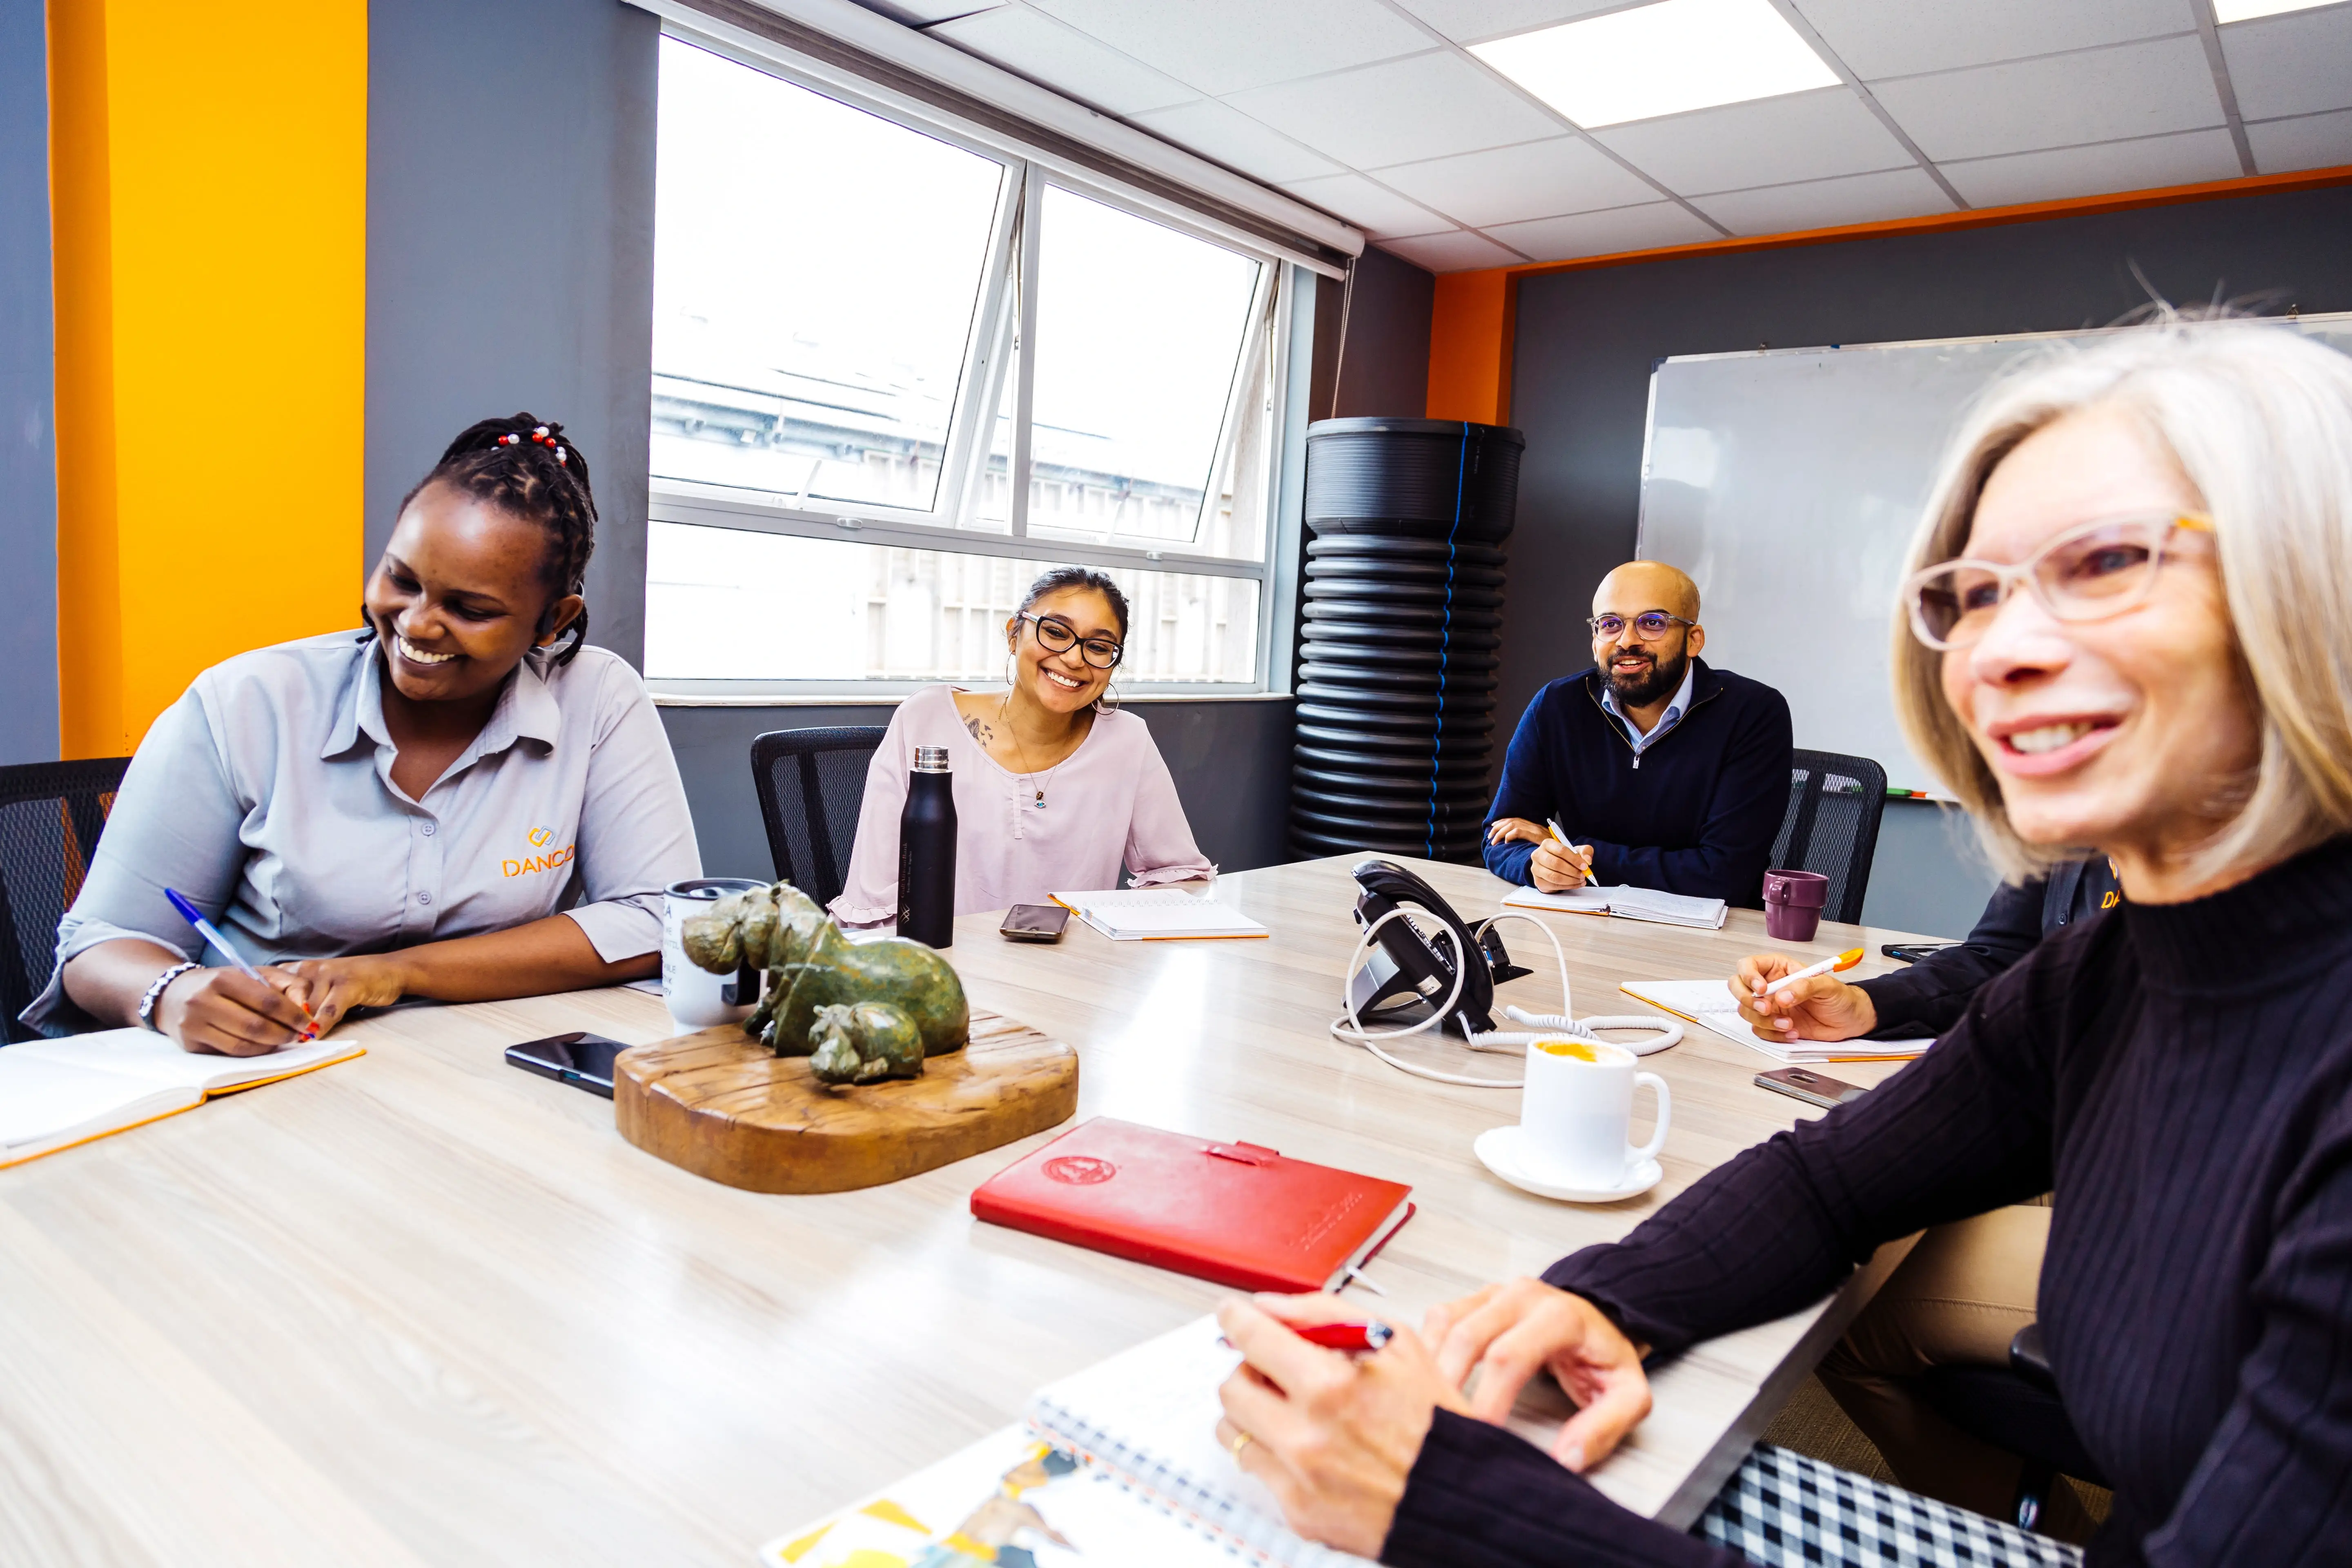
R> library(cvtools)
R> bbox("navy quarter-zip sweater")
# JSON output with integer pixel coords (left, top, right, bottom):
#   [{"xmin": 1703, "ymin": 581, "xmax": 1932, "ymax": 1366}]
[{"xmin": 1483, "ymin": 659, "xmax": 1793, "ymax": 905}]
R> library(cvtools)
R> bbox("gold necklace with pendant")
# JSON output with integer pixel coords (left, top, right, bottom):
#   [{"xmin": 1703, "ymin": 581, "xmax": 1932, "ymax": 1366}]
[{"xmin": 1000, "ymin": 695, "xmax": 1069, "ymax": 811}]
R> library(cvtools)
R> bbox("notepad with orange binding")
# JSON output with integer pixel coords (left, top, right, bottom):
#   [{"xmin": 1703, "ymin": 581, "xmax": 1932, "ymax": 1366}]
[
  {"xmin": 0, "ymin": 1029, "xmax": 363, "ymax": 1168},
  {"xmin": 970, "ymin": 1117, "xmax": 1413, "ymax": 1294}
]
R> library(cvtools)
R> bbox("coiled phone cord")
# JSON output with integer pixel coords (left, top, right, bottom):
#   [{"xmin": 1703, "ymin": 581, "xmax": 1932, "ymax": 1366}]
[{"xmin": 1329, "ymin": 909, "xmax": 1681, "ymax": 1087}]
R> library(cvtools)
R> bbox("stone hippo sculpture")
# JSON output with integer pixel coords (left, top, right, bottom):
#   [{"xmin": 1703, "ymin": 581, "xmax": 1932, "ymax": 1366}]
[{"xmin": 679, "ymin": 881, "xmax": 969, "ymax": 1084}]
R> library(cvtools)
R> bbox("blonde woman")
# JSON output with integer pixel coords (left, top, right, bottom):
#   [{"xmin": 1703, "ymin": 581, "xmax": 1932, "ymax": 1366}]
[{"xmin": 1206, "ymin": 317, "xmax": 2352, "ymax": 1568}]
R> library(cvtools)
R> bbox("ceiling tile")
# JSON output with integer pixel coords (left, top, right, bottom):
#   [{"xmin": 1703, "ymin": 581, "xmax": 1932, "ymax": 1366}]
[
  {"xmin": 1390, "ymin": 0, "xmax": 1641, "ymax": 45},
  {"xmin": 1128, "ymin": 99, "xmax": 1341, "ymax": 184},
  {"xmin": 1278, "ymin": 173, "xmax": 1452, "ymax": 237},
  {"xmin": 1592, "ymin": 87, "xmax": 1911, "ymax": 195},
  {"xmin": 1372, "ymin": 136, "xmax": 1662, "ymax": 227},
  {"xmin": 1023, "ymin": 0, "xmax": 1430, "ymax": 97},
  {"xmin": 1870, "ymin": 35, "xmax": 2223, "ymax": 161},
  {"xmin": 1483, "ymin": 200, "xmax": 1722, "ymax": 261},
  {"xmin": 1226, "ymin": 49, "xmax": 1568, "ymax": 168},
  {"xmin": 1374, "ymin": 229, "xmax": 1528, "ymax": 271},
  {"xmin": 1941, "ymin": 127, "xmax": 2243, "ymax": 206},
  {"xmin": 929, "ymin": 7, "xmax": 1196, "ymax": 115},
  {"xmin": 1692, "ymin": 166, "xmax": 1956, "ymax": 234},
  {"xmin": 2221, "ymin": 7, "xmax": 2352, "ymax": 120},
  {"xmin": 2247, "ymin": 107, "xmax": 2352, "ymax": 174},
  {"xmin": 1792, "ymin": 0, "xmax": 2196, "ymax": 80}
]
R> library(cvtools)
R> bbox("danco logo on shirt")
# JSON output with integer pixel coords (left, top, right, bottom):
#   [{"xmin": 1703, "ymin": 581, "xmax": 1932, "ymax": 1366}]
[{"xmin": 503, "ymin": 824, "xmax": 576, "ymax": 878}]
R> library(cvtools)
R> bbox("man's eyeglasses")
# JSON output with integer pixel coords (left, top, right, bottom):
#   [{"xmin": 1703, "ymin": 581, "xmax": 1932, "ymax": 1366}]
[
  {"xmin": 1588, "ymin": 611, "xmax": 1696, "ymax": 641},
  {"xmin": 1019, "ymin": 612, "xmax": 1123, "ymax": 669},
  {"xmin": 1900, "ymin": 513, "xmax": 2213, "ymax": 652}
]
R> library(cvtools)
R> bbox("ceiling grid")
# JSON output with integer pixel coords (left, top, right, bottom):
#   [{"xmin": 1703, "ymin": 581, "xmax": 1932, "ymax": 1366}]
[{"xmin": 880, "ymin": 0, "xmax": 2352, "ymax": 270}]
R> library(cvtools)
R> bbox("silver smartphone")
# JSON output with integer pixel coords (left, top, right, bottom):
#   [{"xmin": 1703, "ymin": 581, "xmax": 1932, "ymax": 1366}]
[{"xmin": 1754, "ymin": 1066, "xmax": 1866, "ymax": 1110}]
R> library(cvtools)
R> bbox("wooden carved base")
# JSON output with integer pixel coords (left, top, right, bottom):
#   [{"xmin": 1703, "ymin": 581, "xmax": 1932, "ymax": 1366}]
[{"xmin": 613, "ymin": 1008, "xmax": 1079, "ymax": 1194}]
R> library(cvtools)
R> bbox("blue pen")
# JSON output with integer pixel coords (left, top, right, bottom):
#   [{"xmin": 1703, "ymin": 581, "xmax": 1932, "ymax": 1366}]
[{"xmin": 163, "ymin": 887, "xmax": 316, "ymax": 1038}]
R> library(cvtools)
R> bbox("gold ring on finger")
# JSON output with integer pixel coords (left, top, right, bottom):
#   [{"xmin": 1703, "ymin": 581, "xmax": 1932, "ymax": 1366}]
[{"xmin": 1229, "ymin": 1430, "xmax": 1253, "ymax": 1461}]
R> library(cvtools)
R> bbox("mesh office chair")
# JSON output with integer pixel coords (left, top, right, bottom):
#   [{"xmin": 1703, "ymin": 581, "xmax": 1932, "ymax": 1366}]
[
  {"xmin": 748, "ymin": 727, "xmax": 888, "ymax": 910},
  {"xmin": 1922, "ymin": 1323, "xmax": 2110, "ymax": 1533},
  {"xmin": 1770, "ymin": 749, "xmax": 1888, "ymax": 924},
  {"xmin": 0, "ymin": 757, "xmax": 132, "ymax": 1043}
]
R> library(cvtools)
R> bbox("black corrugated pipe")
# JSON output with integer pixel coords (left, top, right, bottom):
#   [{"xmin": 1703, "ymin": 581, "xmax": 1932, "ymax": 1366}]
[{"xmin": 1292, "ymin": 417, "xmax": 1524, "ymax": 864}]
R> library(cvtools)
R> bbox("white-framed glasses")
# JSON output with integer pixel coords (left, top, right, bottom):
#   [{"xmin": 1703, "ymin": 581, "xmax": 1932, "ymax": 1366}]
[
  {"xmin": 1588, "ymin": 610, "xmax": 1695, "ymax": 641},
  {"xmin": 1901, "ymin": 512, "xmax": 2214, "ymax": 653}
]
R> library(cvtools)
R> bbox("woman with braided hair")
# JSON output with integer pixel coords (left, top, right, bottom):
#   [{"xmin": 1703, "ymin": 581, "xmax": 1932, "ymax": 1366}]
[{"xmin": 30, "ymin": 414, "xmax": 701, "ymax": 1054}]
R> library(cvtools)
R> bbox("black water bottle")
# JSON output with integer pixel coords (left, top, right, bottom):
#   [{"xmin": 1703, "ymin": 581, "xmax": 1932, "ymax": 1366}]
[{"xmin": 897, "ymin": 744, "xmax": 957, "ymax": 947}]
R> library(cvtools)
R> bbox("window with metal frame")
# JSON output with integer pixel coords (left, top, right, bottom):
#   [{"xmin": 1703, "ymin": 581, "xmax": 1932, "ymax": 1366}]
[{"xmin": 644, "ymin": 31, "xmax": 1292, "ymax": 695}]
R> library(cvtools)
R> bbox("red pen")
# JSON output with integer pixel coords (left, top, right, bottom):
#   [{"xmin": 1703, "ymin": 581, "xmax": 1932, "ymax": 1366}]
[{"xmin": 1294, "ymin": 1320, "xmax": 1393, "ymax": 1354}]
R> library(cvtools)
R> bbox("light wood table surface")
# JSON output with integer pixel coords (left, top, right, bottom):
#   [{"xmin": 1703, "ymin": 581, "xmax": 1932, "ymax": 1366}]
[{"xmin": 0, "ymin": 855, "xmax": 1938, "ymax": 1566}]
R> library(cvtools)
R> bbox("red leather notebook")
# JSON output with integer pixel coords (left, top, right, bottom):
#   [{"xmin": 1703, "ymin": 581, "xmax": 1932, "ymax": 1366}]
[{"xmin": 970, "ymin": 1117, "xmax": 1415, "ymax": 1294}]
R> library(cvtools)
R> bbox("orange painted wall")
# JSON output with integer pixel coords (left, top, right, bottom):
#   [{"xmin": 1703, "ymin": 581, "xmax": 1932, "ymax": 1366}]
[
  {"xmin": 48, "ymin": 0, "xmax": 367, "ymax": 759},
  {"xmin": 1425, "ymin": 269, "xmax": 1514, "ymax": 425}
]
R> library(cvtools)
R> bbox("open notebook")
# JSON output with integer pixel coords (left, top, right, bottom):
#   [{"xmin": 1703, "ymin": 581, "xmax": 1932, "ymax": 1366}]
[
  {"xmin": 0, "ymin": 1029, "xmax": 364, "ymax": 1168},
  {"xmin": 1619, "ymin": 979, "xmax": 1932, "ymax": 1064},
  {"xmin": 1501, "ymin": 884, "xmax": 1728, "ymax": 929},
  {"xmin": 1051, "ymin": 887, "xmax": 1269, "ymax": 941},
  {"xmin": 768, "ymin": 1317, "xmax": 1578, "ymax": 1568}
]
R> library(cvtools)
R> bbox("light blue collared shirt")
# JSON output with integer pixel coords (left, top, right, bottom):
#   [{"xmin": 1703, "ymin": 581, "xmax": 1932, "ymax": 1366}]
[
  {"xmin": 1599, "ymin": 661, "xmax": 1697, "ymax": 759},
  {"xmin": 29, "ymin": 631, "xmax": 702, "ymax": 1030}
]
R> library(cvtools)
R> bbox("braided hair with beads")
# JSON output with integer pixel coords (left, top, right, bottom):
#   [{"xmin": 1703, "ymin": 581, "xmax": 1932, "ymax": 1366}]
[{"xmin": 391, "ymin": 412, "xmax": 600, "ymax": 666}]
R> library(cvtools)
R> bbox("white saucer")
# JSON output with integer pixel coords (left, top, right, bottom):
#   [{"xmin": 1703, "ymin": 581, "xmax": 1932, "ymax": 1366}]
[{"xmin": 1475, "ymin": 1125, "xmax": 1664, "ymax": 1203}]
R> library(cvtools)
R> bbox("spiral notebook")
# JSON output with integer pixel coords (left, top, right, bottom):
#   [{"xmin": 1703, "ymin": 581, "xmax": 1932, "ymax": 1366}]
[
  {"xmin": 1050, "ymin": 888, "xmax": 1269, "ymax": 941},
  {"xmin": 1025, "ymin": 1317, "xmax": 1379, "ymax": 1568}
]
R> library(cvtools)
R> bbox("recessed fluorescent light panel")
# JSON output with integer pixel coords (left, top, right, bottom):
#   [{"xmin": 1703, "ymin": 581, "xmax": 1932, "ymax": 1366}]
[
  {"xmin": 2212, "ymin": 0, "xmax": 2341, "ymax": 20},
  {"xmin": 1471, "ymin": 0, "xmax": 1840, "ymax": 129}
]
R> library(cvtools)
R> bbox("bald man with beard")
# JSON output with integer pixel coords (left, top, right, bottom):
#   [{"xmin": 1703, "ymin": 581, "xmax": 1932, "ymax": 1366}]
[{"xmin": 1484, "ymin": 561, "xmax": 1793, "ymax": 905}]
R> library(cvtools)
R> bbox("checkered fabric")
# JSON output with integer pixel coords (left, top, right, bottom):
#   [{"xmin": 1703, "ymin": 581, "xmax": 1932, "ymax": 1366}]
[{"xmin": 1695, "ymin": 1444, "xmax": 2084, "ymax": 1567}]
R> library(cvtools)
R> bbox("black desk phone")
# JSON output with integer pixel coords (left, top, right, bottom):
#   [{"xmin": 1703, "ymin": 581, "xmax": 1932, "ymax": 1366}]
[{"xmin": 1347, "ymin": 860, "xmax": 1532, "ymax": 1038}]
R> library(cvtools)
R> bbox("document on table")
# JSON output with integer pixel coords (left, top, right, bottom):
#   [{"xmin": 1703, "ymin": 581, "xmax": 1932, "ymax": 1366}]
[
  {"xmin": 1502, "ymin": 884, "xmax": 1728, "ymax": 929},
  {"xmin": 0, "ymin": 1028, "xmax": 364, "ymax": 1167},
  {"xmin": 1051, "ymin": 887, "xmax": 1268, "ymax": 941},
  {"xmin": 1619, "ymin": 979, "xmax": 1932, "ymax": 1063}
]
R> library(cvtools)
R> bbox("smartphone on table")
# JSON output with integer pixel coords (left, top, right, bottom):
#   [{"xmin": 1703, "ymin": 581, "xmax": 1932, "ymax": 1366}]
[
  {"xmin": 505, "ymin": 1031, "xmax": 630, "ymax": 1098},
  {"xmin": 1755, "ymin": 1066, "xmax": 1866, "ymax": 1110},
  {"xmin": 1882, "ymin": 942, "xmax": 1956, "ymax": 963},
  {"xmin": 999, "ymin": 903, "xmax": 1070, "ymax": 942}
]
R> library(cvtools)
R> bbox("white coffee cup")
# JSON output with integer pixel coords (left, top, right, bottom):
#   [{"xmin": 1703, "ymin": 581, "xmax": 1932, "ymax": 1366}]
[
  {"xmin": 1519, "ymin": 1036, "xmax": 1671, "ymax": 1190},
  {"xmin": 662, "ymin": 878, "xmax": 768, "ymax": 1033}
]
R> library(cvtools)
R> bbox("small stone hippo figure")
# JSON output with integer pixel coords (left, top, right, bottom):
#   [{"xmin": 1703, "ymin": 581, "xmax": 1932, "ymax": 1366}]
[
  {"xmin": 679, "ymin": 882, "xmax": 970, "ymax": 1078},
  {"xmin": 807, "ymin": 1001, "xmax": 926, "ymax": 1085}
]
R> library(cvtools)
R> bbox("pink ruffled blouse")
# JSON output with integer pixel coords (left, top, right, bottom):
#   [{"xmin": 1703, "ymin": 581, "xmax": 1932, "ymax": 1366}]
[{"xmin": 830, "ymin": 685, "xmax": 1215, "ymax": 927}]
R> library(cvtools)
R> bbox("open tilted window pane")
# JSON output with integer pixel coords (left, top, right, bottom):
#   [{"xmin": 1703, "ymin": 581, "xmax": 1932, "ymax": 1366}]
[
  {"xmin": 646, "ymin": 526, "xmax": 1260, "ymax": 686},
  {"xmin": 650, "ymin": 37, "xmax": 1004, "ymax": 513},
  {"xmin": 1025, "ymin": 187, "xmax": 1264, "ymax": 549}
]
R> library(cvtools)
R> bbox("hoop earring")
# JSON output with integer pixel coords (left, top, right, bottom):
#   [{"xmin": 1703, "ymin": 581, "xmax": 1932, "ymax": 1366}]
[{"xmin": 1096, "ymin": 677, "xmax": 1121, "ymax": 715}]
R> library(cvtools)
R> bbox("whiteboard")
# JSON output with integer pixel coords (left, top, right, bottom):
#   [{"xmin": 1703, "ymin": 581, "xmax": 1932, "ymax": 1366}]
[{"xmin": 1636, "ymin": 315, "xmax": 2352, "ymax": 795}]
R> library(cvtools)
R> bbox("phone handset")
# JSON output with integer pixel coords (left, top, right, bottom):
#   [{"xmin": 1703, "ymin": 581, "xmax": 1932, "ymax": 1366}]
[{"xmin": 1336, "ymin": 859, "xmax": 1680, "ymax": 1088}]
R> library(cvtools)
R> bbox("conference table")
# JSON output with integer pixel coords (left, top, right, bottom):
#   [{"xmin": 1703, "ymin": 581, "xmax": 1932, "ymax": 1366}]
[{"xmin": 0, "ymin": 855, "xmax": 1940, "ymax": 1566}]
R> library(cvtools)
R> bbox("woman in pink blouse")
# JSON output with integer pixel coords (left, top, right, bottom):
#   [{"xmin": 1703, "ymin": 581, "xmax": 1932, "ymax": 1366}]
[{"xmin": 830, "ymin": 567, "xmax": 1215, "ymax": 926}]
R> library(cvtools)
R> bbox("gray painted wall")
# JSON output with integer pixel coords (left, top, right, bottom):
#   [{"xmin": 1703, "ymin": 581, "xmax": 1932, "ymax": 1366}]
[
  {"xmin": 1501, "ymin": 184, "xmax": 2352, "ymax": 938},
  {"xmin": 365, "ymin": 0, "xmax": 659, "ymax": 669},
  {"xmin": 0, "ymin": 0, "xmax": 60, "ymax": 764},
  {"xmin": 660, "ymin": 699, "xmax": 1299, "ymax": 885}
]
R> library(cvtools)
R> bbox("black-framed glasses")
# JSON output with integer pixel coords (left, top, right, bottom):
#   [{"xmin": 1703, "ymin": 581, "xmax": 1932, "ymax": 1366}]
[
  {"xmin": 1900, "ymin": 512, "xmax": 2213, "ymax": 652},
  {"xmin": 1019, "ymin": 612, "xmax": 1123, "ymax": 669},
  {"xmin": 1588, "ymin": 610, "xmax": 1695, "ymax": 641}
]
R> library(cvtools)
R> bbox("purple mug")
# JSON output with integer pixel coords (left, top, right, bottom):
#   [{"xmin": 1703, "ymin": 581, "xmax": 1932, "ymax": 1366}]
[{"xmin": 1762, "ymin": 869, "xmax": 1830, "ymax": 943}]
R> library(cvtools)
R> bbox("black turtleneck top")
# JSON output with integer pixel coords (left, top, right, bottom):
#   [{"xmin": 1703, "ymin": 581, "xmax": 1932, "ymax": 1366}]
[{"xmin": 1386, "ymin": 836, "xmax": 2352, "ymax": 1568}]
